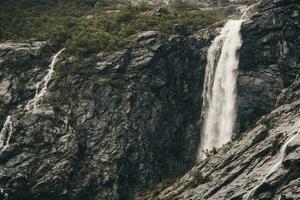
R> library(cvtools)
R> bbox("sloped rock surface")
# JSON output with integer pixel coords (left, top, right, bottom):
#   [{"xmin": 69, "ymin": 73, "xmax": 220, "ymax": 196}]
[
  {"xmin": 0, "ymin": 41, "xmax": 49, "ymax": 123},
  {"xmin": 193, "ymin": 0, "xmax": 259, "ymax": 7},
  {"xmin": 0, "ymin": 32, "xmax": 205, "ymax": 200},
  {"xmin": 237, "ymin": 0, "xmax": 300, "ymax": 131},
  {"xmin": 138, "ymin": 76, "xmax": 300, "ymax": 200},
  {"xmin": 137, "ymin": 0, "xmax": 300, "ymax": 199},
  {"xmin": 1, "ymin": 0, "xmax": 299, "ymax": 199}
]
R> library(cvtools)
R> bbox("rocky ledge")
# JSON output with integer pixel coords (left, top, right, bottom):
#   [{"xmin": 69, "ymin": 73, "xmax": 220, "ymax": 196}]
[
  {"xmin": 0, "ymin": 41, "xmax": 49, "ymax": 120},
  {"xmin": 137, "ymin": 0, "xmax": 300, "ymax": 199},
  {"xmin": 237, "ymin": 0, "xmax": 300, "ymax": 132},
  {"xmin": 0, "ymin": 0, "xmax": 299, "ymax": 199},
  {"xmin": 138, "ymin": 76, "xmax": 300, "ymax": 200},
  {"xmin": 0, "ymin": 31, "xmax": 205, "ymax": 200}
]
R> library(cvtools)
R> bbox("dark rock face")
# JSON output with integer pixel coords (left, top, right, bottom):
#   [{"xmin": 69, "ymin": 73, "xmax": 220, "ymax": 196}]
[
  {"xmin": 135, "ymin": 0, "xmax": 300, "ymax": 199},
  {"xmin": 0, "ymin": 32, "xmax": 205, "ymax": 200},
  {"xmin": 1, "ymin": 0, "xmax": 299, "ymax": 199},
  {"xmin": 237, "ymin": 0, "xmax": 300, "ymax": 131},
  {"xmin": 188, "ymin": 0, "xmax": 260, "ymax": 8},
  {"xmin": 0, "ymin": 42, "xmax": 48, "ymax": 121},
  {"xmin": 137, "ymin": 77, "xmax": 300, "ymax": 200}
]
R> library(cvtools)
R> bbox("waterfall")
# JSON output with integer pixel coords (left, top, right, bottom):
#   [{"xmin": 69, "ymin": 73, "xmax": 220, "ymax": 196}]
[
  {"xmin": 25, "ymin": 48, "xmax": 65, "ymax": 112},
  {"xmin": 243, "ymin": 120, "xmax": 300, "ymax": 200},
  {"xmin": 0, "ymin": 187, "xmax": 8, "ymax": 200},
  {"xmin": 0, "ymin": 115, "xmax": 13, "ymax": 154},
  {"xmin": 198, "ymin": 20, "xmax": 244, "ymax": 160},
  {"xmin": 0, "ymin": 48, "xmax": 64, "ymax": 154}
]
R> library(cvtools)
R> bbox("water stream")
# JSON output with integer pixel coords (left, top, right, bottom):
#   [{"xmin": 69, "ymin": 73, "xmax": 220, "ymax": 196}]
[
  {"xmin": 25, "ymin": 48, "xmax": 65, "ymax": 112},
  {"xmin": 198, "ymin": 19, "xmax": 244, "ymax": 160},
  {"xmin": 0, "ymin": 48, "xmax": 65, "ymax": 155},
  {"xmin": 0, "ymin": 115, "xmax": 13, "ymax": 154},
  {"xmin": 243, "ymin": 120, "xmax": 300, "ymax": 199}
]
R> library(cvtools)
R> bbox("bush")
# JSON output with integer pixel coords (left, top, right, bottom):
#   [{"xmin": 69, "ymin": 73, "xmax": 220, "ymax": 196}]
[{"xmin": 0, "ymin": 1, "xmax": 227, "ymax": 56}]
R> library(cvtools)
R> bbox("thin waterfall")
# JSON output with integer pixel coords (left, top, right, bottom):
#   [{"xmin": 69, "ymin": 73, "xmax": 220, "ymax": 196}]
[
  {"xmin": 0, "ymin": 115, "xmax": 13, "ymax": 154},
  {"xmin": 25, "ymin": 48, "xmax": 65, "ymax": 112},
  {"xmin": 198, "ymin": 20, "xmax": 244, "ymax": 160},
  {"xmin": 0, "ymin": 48, "xmax": 65, "ymax": 154},
  {"xmin": 243, "ymin": 120, "xmax": 300, "ymax": 200}
]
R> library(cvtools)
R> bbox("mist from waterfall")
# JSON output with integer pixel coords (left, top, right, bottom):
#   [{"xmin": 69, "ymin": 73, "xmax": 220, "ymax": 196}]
[
  {"xmin": 198, "ymin": 20, "xmax": 244, "ymax": 160},
  {"xmin": 25, "ymin": 48, "xmax": 65, "ymax": 112}
]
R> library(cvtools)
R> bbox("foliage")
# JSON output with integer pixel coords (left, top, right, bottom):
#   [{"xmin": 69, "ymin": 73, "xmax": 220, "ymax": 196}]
[
  {"xmin": 0, "ymin": 0, "xmax": 226, "ymax": 56},
  {"xmin": 0, "ymin": 0, "xmax": 227, "ymax": 99},
  {"xmin": 270, "ymin": 133, "xmax": 284, "ymax": 155}
]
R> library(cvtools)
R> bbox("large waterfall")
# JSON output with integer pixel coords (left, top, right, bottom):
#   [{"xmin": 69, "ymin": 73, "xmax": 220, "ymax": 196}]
[{"xmin": 198, "ymin": 20, "xmax": 244, "ymax": 160}]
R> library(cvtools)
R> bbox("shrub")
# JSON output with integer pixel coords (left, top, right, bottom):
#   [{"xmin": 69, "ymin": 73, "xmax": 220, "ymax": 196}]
[{"xmin": 0, "ymin": 0, "xmax": 227, "ymax": 55}]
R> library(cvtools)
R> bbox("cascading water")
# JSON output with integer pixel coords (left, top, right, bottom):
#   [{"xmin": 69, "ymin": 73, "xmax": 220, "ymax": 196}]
[
  {"xmin": 25, "ymin": 48, "xmax": 65, "ymax": 112},
  {"xmin": 198, "ymin": 20, "xmax": 244, "ymax": 160},
  {"xmin": 0, "ymin": 49, "xmax": 64, "ymax": 155},
  {"xmin": 243, "ymin": 120, "xmax": 300, "ymax": 200},
  {"xmin": 0, "ymin": 115, "xmax": 13, "ymax": 154}
]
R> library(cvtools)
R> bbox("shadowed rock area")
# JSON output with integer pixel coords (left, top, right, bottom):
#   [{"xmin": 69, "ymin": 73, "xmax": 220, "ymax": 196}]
[
  {"xmin": 0, "ymin": 0, "xmax": 299, "ymax": 199},
  {"xmin": 0, "ymin": 32, "xmax": 205, "ymax": 200},
  {"xmin": 137, "ymin": 77, "xmax": 300, "ymax": 199},
  {"xmin": 137, "ymin": 0, "xmax": 300, "ymax": 199}
]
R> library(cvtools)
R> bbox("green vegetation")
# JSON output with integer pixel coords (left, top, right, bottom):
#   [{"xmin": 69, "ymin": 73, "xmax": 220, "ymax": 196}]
[
  {"xmin": 189, "ymin": 170, "xmax": 210, "ymax": 188},
  {"xmin": 0, "ymin": 0, "xmax": 228, "ymax": 105},
  {"xmin": 0, "ymin": 0, "xmax": 226, "ymax": 56}
]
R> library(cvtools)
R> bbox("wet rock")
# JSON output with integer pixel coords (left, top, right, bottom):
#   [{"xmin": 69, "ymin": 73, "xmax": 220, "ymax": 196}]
[{"xmin": 283, "ymin": 133, "xmax": 300, "ymax": 166}]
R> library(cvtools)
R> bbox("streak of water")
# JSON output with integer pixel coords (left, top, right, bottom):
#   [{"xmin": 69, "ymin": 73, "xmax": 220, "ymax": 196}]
[
  {"xmin": 198, "ymin": 20, "xmax": 243, "ymax": 160},
  {"xmin": 243, "ymin": 120, "xmax": 300, "ymax": 200},
  {"xmin": 0, "ymin": 115, "xmax": 13, "ymax": 153}
]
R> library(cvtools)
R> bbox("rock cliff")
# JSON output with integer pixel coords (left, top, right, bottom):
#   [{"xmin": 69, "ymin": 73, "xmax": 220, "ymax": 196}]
[
  {"xmin": 0, "ymin": 32, "xmax": 205, "ymax": 200},
  {"xmin": 0, "ymin": 0, "xmax": 299, "ymax": 199},
  {"xmin": 138, "ymin": 76, "xmax": 300, "ymax": 200},
  {"xmin": 237, "ymin": 0, "xmax": 300, "ymax": 131},
  {"xmin": 137, "ymin": 0, "xmax": 300, "ymax": 199}
]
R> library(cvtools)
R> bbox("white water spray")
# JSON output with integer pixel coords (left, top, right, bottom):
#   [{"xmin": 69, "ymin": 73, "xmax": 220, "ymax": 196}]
[
  {"xmin": 243, "ymin": 120, "xmax": 300, "ymax": 200},
  {"xmin": 25, "ymin": 48, "xmax": 65, "ymax": 112},
  {"xmin": 198, "ymin": 20, "xmax": 244, "ymax": 160},
  {"xmin": 0, "ymin": 115, "xmax": 13, "ymax": 154}
]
